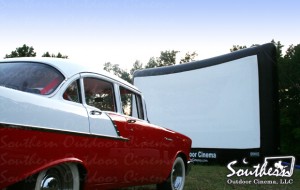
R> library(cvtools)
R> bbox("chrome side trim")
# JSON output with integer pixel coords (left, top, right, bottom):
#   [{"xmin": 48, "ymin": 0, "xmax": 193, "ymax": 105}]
[{"xmin": 0, "ymin": 122, "xmax": 129, "ymax": 141}]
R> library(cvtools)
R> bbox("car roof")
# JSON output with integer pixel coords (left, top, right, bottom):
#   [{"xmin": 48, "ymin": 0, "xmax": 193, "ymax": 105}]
[{"xmin": 0, "ymin": 57, "xmax": 138, "ymax": 91}]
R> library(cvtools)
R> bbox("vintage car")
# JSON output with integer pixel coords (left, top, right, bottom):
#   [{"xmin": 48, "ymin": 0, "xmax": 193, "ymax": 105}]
[{"xmin": 0, "ymin": 58, "xmax": 192, "ymax": 190}]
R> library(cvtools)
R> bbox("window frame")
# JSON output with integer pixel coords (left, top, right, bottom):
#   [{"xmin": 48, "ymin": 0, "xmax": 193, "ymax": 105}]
[
  {"xmin": 80, "ymin": 74, "xmax": 117, "ymax": 112},
  {"xmin": 119, "ymin": 85, "xmax": 145, "ymax": 120},
  {"xmin": 62, "ymin": 79, "xmax": 82, "ymax": 104}
]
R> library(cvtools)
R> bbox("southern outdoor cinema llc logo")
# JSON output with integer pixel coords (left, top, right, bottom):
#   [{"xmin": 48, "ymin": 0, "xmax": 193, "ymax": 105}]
[{"xmin": 226, "ymin": 156, "xmax": 296, "ymax": 185}]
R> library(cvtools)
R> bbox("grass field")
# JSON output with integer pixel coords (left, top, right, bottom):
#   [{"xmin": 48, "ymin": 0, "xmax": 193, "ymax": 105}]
[{"xmin": 121, "ymin": 165, "xmax": 300, "ymax": 190}]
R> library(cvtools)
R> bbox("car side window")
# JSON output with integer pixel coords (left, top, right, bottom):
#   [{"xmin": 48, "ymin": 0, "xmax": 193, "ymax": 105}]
[
  {"xmin": 63, "ymin": 80, "xmax": 80, "ymax": 103},
  {"xmin": 83, "ymin": 77, "xmax": 115, "ymax": 112},
  {"xmin": 0, "ymin": 62, "xmax": 64, "ymax": 95},
  {"xmin": 120, "ymin": 86, "xmax": 144, "ymax": 120}
]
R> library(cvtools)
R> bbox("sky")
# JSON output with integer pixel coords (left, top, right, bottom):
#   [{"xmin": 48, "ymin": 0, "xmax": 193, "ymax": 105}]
[{"xmin": 0, "ymin": 0, "xmax": 299, "ymax": 70}]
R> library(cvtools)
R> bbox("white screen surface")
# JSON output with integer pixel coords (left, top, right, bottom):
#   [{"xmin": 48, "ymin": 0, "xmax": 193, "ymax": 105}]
[{"xmin": 134, "ymin": 55, "xmax": 260, "ymax": 149}]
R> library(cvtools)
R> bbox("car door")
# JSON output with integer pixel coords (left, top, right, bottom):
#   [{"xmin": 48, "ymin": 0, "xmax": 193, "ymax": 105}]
[
  {"xmin": 119, "ymin": 86, "xmax": 167, "ymax": 180},
  {"xmin": 81, "ymin": 76, "xmax": 119, "ymax": 137},
  {"xmin": 80, "ymin": 74, "xmax": 134, "ymax": 185}
]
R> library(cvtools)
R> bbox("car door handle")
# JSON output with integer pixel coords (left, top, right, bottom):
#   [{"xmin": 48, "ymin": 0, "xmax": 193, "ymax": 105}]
[
  {"xmin": 127, "ymin": 119, "xmax": 136, "ymax": 123},
  {"xmin": 165, "ymin": 137, "xmax": 173, "ymax": 142},
  {"xmin": 90, "ymin": 110, "xmax": 102, "ymax": 115}
]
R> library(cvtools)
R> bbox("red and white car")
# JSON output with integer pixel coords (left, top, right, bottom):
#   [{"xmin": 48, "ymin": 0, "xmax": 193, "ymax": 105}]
[{"xmin": 0, "ymin": 58, "xmax": 192, "ymax": 190}]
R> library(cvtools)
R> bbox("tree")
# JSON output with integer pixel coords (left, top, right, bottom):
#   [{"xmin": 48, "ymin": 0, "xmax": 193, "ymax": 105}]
[
  {"xmin": 103, "ymin": 62, "xmax": 131, "ymax": 83},
  {"xmin": 42, "ymin": 52, "xmax": 51, "ymax": 57},
  {"xmin": 272, "ymin": 39, "xmax": 284, "ymax": 60},
  {"xmin": 158, "ymin": 50, "xmax": 179, "ymax": 67},
  {"xmin": 179, "ymin": 51, "xmax": 198, "ymax": 64},
  {"xmin": 42, "ymin": 52, "xmax": 68, "ymax": 59},
  {"xmin": 145, "ymin": 57, "xmax": 158, "ymax": 68},
  {"xmin": 5, "ymin": 44, "xmax": 36, "ymax": 58},
  {"xmin": 145, "ymin": 50, "xmax": 180, "ymax": 68},
  {"xmin": 230, "ymin": 45, "xmax": 247, "ymax": 52},
  {"xmin": 284, "ymin": 44, "xmax": 296, "ymax": 60},
  {"xmin": 130, "ymin": 60, "xmax": 143, "ymax": 75},
  {"xmin": 277, "ymin": 43, "xmax": 300, "ymax": 155}
]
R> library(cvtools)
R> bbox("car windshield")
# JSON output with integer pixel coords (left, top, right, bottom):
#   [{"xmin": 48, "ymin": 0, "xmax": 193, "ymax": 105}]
[{"xmin": 0, "ymin": 62, "xmax": 64, "ymax": 95}]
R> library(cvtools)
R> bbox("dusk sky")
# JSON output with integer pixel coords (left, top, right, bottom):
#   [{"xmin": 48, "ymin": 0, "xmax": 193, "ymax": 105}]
[{"xmin": 1, "ymin": 0, "xmax": 299, "ymax": 69}]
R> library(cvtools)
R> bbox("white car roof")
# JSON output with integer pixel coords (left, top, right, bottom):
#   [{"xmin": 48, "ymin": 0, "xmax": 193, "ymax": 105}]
[{"xmin": 0, "ymin": 57, "xmax": 138, "ymax": 91}]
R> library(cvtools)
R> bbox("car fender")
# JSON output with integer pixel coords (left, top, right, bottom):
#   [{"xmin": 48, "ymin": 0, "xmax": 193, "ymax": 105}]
[{"xmin": 3, "ymin": 157, "xmax": 85, "ymax": 188}]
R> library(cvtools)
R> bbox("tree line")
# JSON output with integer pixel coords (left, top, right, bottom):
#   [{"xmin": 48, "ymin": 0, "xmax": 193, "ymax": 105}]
[
  {"xmin": 3, "ymin": 41, "xmax": 300, "ymax": 157},
  {"xmin": 4, "ymin": 44, "xmax": 68, "ymax": 59}
]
